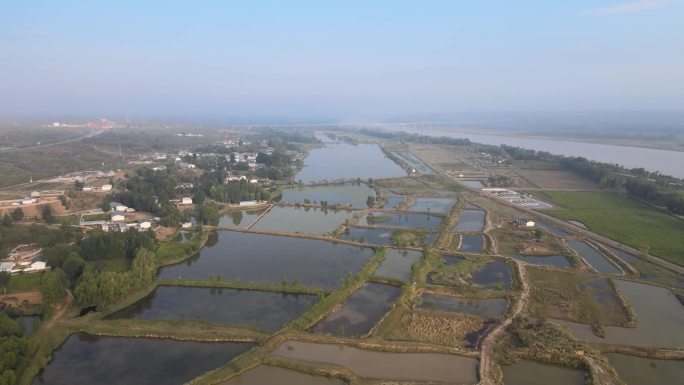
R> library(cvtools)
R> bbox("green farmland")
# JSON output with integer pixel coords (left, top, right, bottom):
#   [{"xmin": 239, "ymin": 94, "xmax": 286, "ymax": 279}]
[{"xmin": 534, "ymin": 191, "xmax": 684, "ymax": 266}]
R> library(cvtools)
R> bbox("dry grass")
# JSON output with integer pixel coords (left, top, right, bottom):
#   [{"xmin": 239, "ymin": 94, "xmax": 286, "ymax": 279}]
[
  {"xmin": 376, "ymin": 307, "xmax": 484, "ymax": 348},
  {"xmin": 516, "ymin": 169, "xmax": 599, "ymax": 190}
]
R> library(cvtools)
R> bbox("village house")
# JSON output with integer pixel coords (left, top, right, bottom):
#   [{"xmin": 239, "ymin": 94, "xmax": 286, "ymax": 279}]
[
  {"xmin": 111, "ymin": 211, "xmax": 126, "ymax": 222},
  {"xmin": 108, "ymin": 202, "xmax": 128, "ymax": 212}
]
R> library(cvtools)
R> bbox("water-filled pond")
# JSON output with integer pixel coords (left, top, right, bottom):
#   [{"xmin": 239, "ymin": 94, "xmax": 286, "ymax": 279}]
[
  {"xmin": 13, "ymin": 315, "xmax": 40, "ymax": 336},
  {"xmin": 408, "ymin": 197, "xmax": 455, "ymax": 213},
  {"xmin": 272, "ymin": 340, "xmax": 479, "ymax": 384},
  {"xmin": 108, "ymin": 286, "xmax": 317, "ymax": 332},
  {"xmin": 460, "ymin": 235, "xmax": 483, "ymax": 253},
  {"xmin": 419, "ymin": 294, "xmax": 508, "ymax": 318},
  {"xmin": 605, "ymin": 353, "xmax": 684, "ymax": 385},
  {"xmin": 566, "ymin": 240, "xmax": 621, "ymax": 274},
  {"xmin": 252, "ymin": 206, "xmax": 353, "ymax": 234},
  {"xmin": 340, "ymin": 226, "xmax": 438, "ymax": 246},
  {"xmin": 537, "ymin": 221, "xmax": 571, "ymax": 238},
  {"xmin": 453, "ymin": 210, "xmax": 485, "ymax": 232},
  {"xmin": 390, "ymin": 151, "xmax": 433, "ymax": 174},
  {"xmin": 279, "ymin": 183, "xmax": 375, "ymax": 209},
  {"xmin": 158, "ymin": 231, "xmax": 374, "ymax": 290},
  {"xmin": 312, "ymin": 283, "xmax": 400, "ymax": 337},
  {"xmin": 554, "ymin": 280, "xmax": 684, "ymax": 348},
  {"xmin": 374, "ymin": 248, "xmax": 422, "ymax": 281},
  {"xmin": 472, "ymin": 261, "xmax": 511, "ymax": 290},
  {"xmin": 33, "ymin": 333, "xmax": 253, "ymax": 385},
  {"xmin": 462, "ymin": 180, "xmax": 485, "ymax": 189},
  {"xmin": 221, "ymin": 365, "xmax": 346, "ymax": 385},
  {"xmin": 218, "ymin": 209, "xmax": 266, "ymax": 229},
  {"xmin": 510, "ymin": 254, "xmax": 572, "ymax": 268},
  {"xmin": 362, "ymin": 212, "xmax": 443, "ymax": 230},
  {"xmin": 383, "ymin": 192, "xmax": 405, "ymax": 209},
  {"xmin": 608, "ymin": 247, "xmax": 684, "ymax": 288},
  {"xmin": 296, "ymin": 143, "xmax": 406, "ymax": 183},
  {"xmin": 502, "ymin": 360, "xmax": 585, "ymax": 385}
]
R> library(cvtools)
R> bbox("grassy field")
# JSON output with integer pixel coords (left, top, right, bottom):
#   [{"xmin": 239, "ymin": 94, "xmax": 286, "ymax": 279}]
[
  {"xmin": 534, "ymin": 191, "xmax": 684, "ymax": 266},
  {"xmin": 7, "ymin": 272, "xmax": 43, "ymax": 293},
  {"xmin": 527, "ymin": 268, "xmax": 629, "ymax": 327}
]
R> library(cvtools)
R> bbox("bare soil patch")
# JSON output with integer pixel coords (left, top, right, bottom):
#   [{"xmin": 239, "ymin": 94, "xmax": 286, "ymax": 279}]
[
  {"xmin": 1, "ymin": 291, "xmax": 43, "ymax": 307},
  {"xmin": 516, "ymin": 169, "xmax": 599, "ymax": 190}
]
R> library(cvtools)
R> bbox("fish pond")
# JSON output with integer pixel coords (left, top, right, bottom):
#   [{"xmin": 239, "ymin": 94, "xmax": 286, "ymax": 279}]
[
  {"xmin": 158, "ymin": 231, "xmax": 374, "ymax": 290},
  {"xmin": 33, "ymin": 333, "xmax": 253, "ymax": 385},
  {"xmin": 374, "ymin": 248, "xmax": 423, "ymax": 281},
  {"xmin": 510, "ymin": 254, "xmax": 572, "ymax": 268},
  {"xmin": 279, "ymin": 183, "xmax": 375, "ymax": 209},
  {"xmin": 459, "ymin": 235, "xmax": 483, "ymax": 253},
  {"xmin": 295, "ymin": 143, "xmax": 406, "ymax": 183},
  {"xmin": 537, "ymin": 221, "xmax": 571, "ymax": 238},
  {"xmin": 408, "ymin": 197, "xmax": 455, "ymax": 213},
  {"xmin": 427, "ymin": 261, "xmax": 511, "ymax": 291},
  {"xmin": 340, "ymin": 226, "xmax": 437, "ymax": 247},
  {"xmin": 108, "ymin": 286, "xmax": 317, "ymax": 332},
  {"xmin": 383, "ymin": 192, "xmax": 405, "ymax": 209},
  {"xmin": 361, "ymin": 211, "xmax": 443, "ymax": 230},
  {"xmin": 419, "ymin": 294, "xmax": 508, "ymax": 318},
  {"xmin": 390, "ymin": 151, "xmax": 434, "ymax": 174},
  {"xmin": 272, "ymin": 340, "xmax": 479, "ymax": 384},
  {"xmin": 554, "ymin": 280, "xmax": 684, "ymax": 348},
  {"xmin": 566, "ymin": 240, "xmax": 621, "ymax": 274},
  {"xmin": 462, "ymin": 180, "xmax": 485, "ymax": 189},
  {"xmin": 605, "ymin": 353, "xmax": 684, "ymax": 385},
  {"xmin": 252, "ymin": 206, "xmax": 353, "ymax": 234},
  {"xmin": 218, "ymin": 209, "xmax": 266, "ymax": 229},
  {"xmin": 453, "ymin": 210, "xmax": 485, "ymax": 232},
  {"xmin": 502, "ymin": 360, "xmax": 585, "ymax": 385},
  {"xmin": 312, "ymin": 283, "xmax": 400, "ymax": 337},
  {"xmin": 472, "ymin": 261, "xmax": 512, "ymax": 290},
  {"xmin": 221, "ymin": 365, "xmax": 346, "ymax": 385}
]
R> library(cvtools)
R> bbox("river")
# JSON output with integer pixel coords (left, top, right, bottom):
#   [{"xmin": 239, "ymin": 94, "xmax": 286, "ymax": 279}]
[{"xmin": 397, "ymin": 128, "xmax": 684, "ymax": 178}]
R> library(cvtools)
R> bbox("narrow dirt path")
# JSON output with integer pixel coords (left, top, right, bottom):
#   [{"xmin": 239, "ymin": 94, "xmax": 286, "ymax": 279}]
[
  {"xmin": 44, "ymin": 289, "xmax": 73, "ymax": 330},
  {"xmin": 478, "ymin": 260, "xmax": 529, "ymax": 385}
]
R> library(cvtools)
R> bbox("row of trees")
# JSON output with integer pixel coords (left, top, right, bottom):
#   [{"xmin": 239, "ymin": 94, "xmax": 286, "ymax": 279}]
[{"xmin": 358, "ymin": 129, "xmax": 472, "ymax": 146}]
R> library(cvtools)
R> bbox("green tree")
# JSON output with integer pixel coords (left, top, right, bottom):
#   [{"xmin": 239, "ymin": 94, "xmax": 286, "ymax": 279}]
[
  {"xmin": 10, "ymin": 208, "xmax": 23, "ymax": 222},
  {"xmin": 40, "ymin": 268, "xmax": 68, "ymax": 305},
  {"xmin": 1, "ymin": 214, "xmax": 11, "ymax": 227},
  {"xmin": 366, "ymin": 196, "xmax": 375, "ymax": 208},
  {"xmin": 62, "ymin": 255, "xmax": 86, "ymax": 285},
  {"xmin": 0, "ymin": 273, "xmax": 9, "ymax": 295},
  {"xmin": 42, "ymin": 205, "xmax": 55, "ymax": 224}
]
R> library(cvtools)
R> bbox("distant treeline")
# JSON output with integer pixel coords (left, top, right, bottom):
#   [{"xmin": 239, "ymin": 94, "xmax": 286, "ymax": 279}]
[
  {"xmin": 359, "ymin": 129, "xmax": 472, "ymax": 146},
  {"xmin": 502, "ymin": 145, "xmax": 684, "ymax": 214}
]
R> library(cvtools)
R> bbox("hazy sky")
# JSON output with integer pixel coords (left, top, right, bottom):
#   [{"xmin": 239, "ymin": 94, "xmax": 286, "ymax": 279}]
[{"xmin": 1, "ymin": 0, "xmax": 683, "ymax": 119}]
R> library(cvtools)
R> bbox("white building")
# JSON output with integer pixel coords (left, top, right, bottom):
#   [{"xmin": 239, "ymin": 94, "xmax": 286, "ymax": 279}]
[
  {"xmin": 239, "ymin": 200, "xmax": 258, "ymax": 207},
  {"xmin": 181, "ymin": 197, "xmax": 193, "ymax": 205},
  {"xmin": 181, "ymin": 222, "xmax": 193, "ymax": 228},
  {"xmin": 21, "ymin": 197, "xmax": 36, "ymax": 205},
  {"xmin": 30, "ymin": 191, "xmax": 41, "ymax": 198},
  {"xmin": 138, "ymin": 221, "xmax": 151, "ymax": 230},
  {"xmin": 109, "ymin": 202, "xmax": 128, "ymax": 212},
  {"xmin": 101, "ymin": 184, "xmax": 113, "ymax": 191},
  {"xmin": 111, "ymin": 211, "xmax": 126, "ymax": 222}
]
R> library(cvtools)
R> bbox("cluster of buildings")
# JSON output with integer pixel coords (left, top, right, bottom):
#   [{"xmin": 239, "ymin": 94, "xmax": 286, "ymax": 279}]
[
  {"xmin": 483, "ymin": 188, "xmax": 552, "ymax": 209},
  {"xmin": 0, "ymin": 190, "xmax": 64, "ymax": 209},
  {"xmin": 0, "ymin": 244, "xmax": 47, "ymax": 274},
  {"xmin": 81, "ymin": 184, "xmax": 112, "ymax": 193}
]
